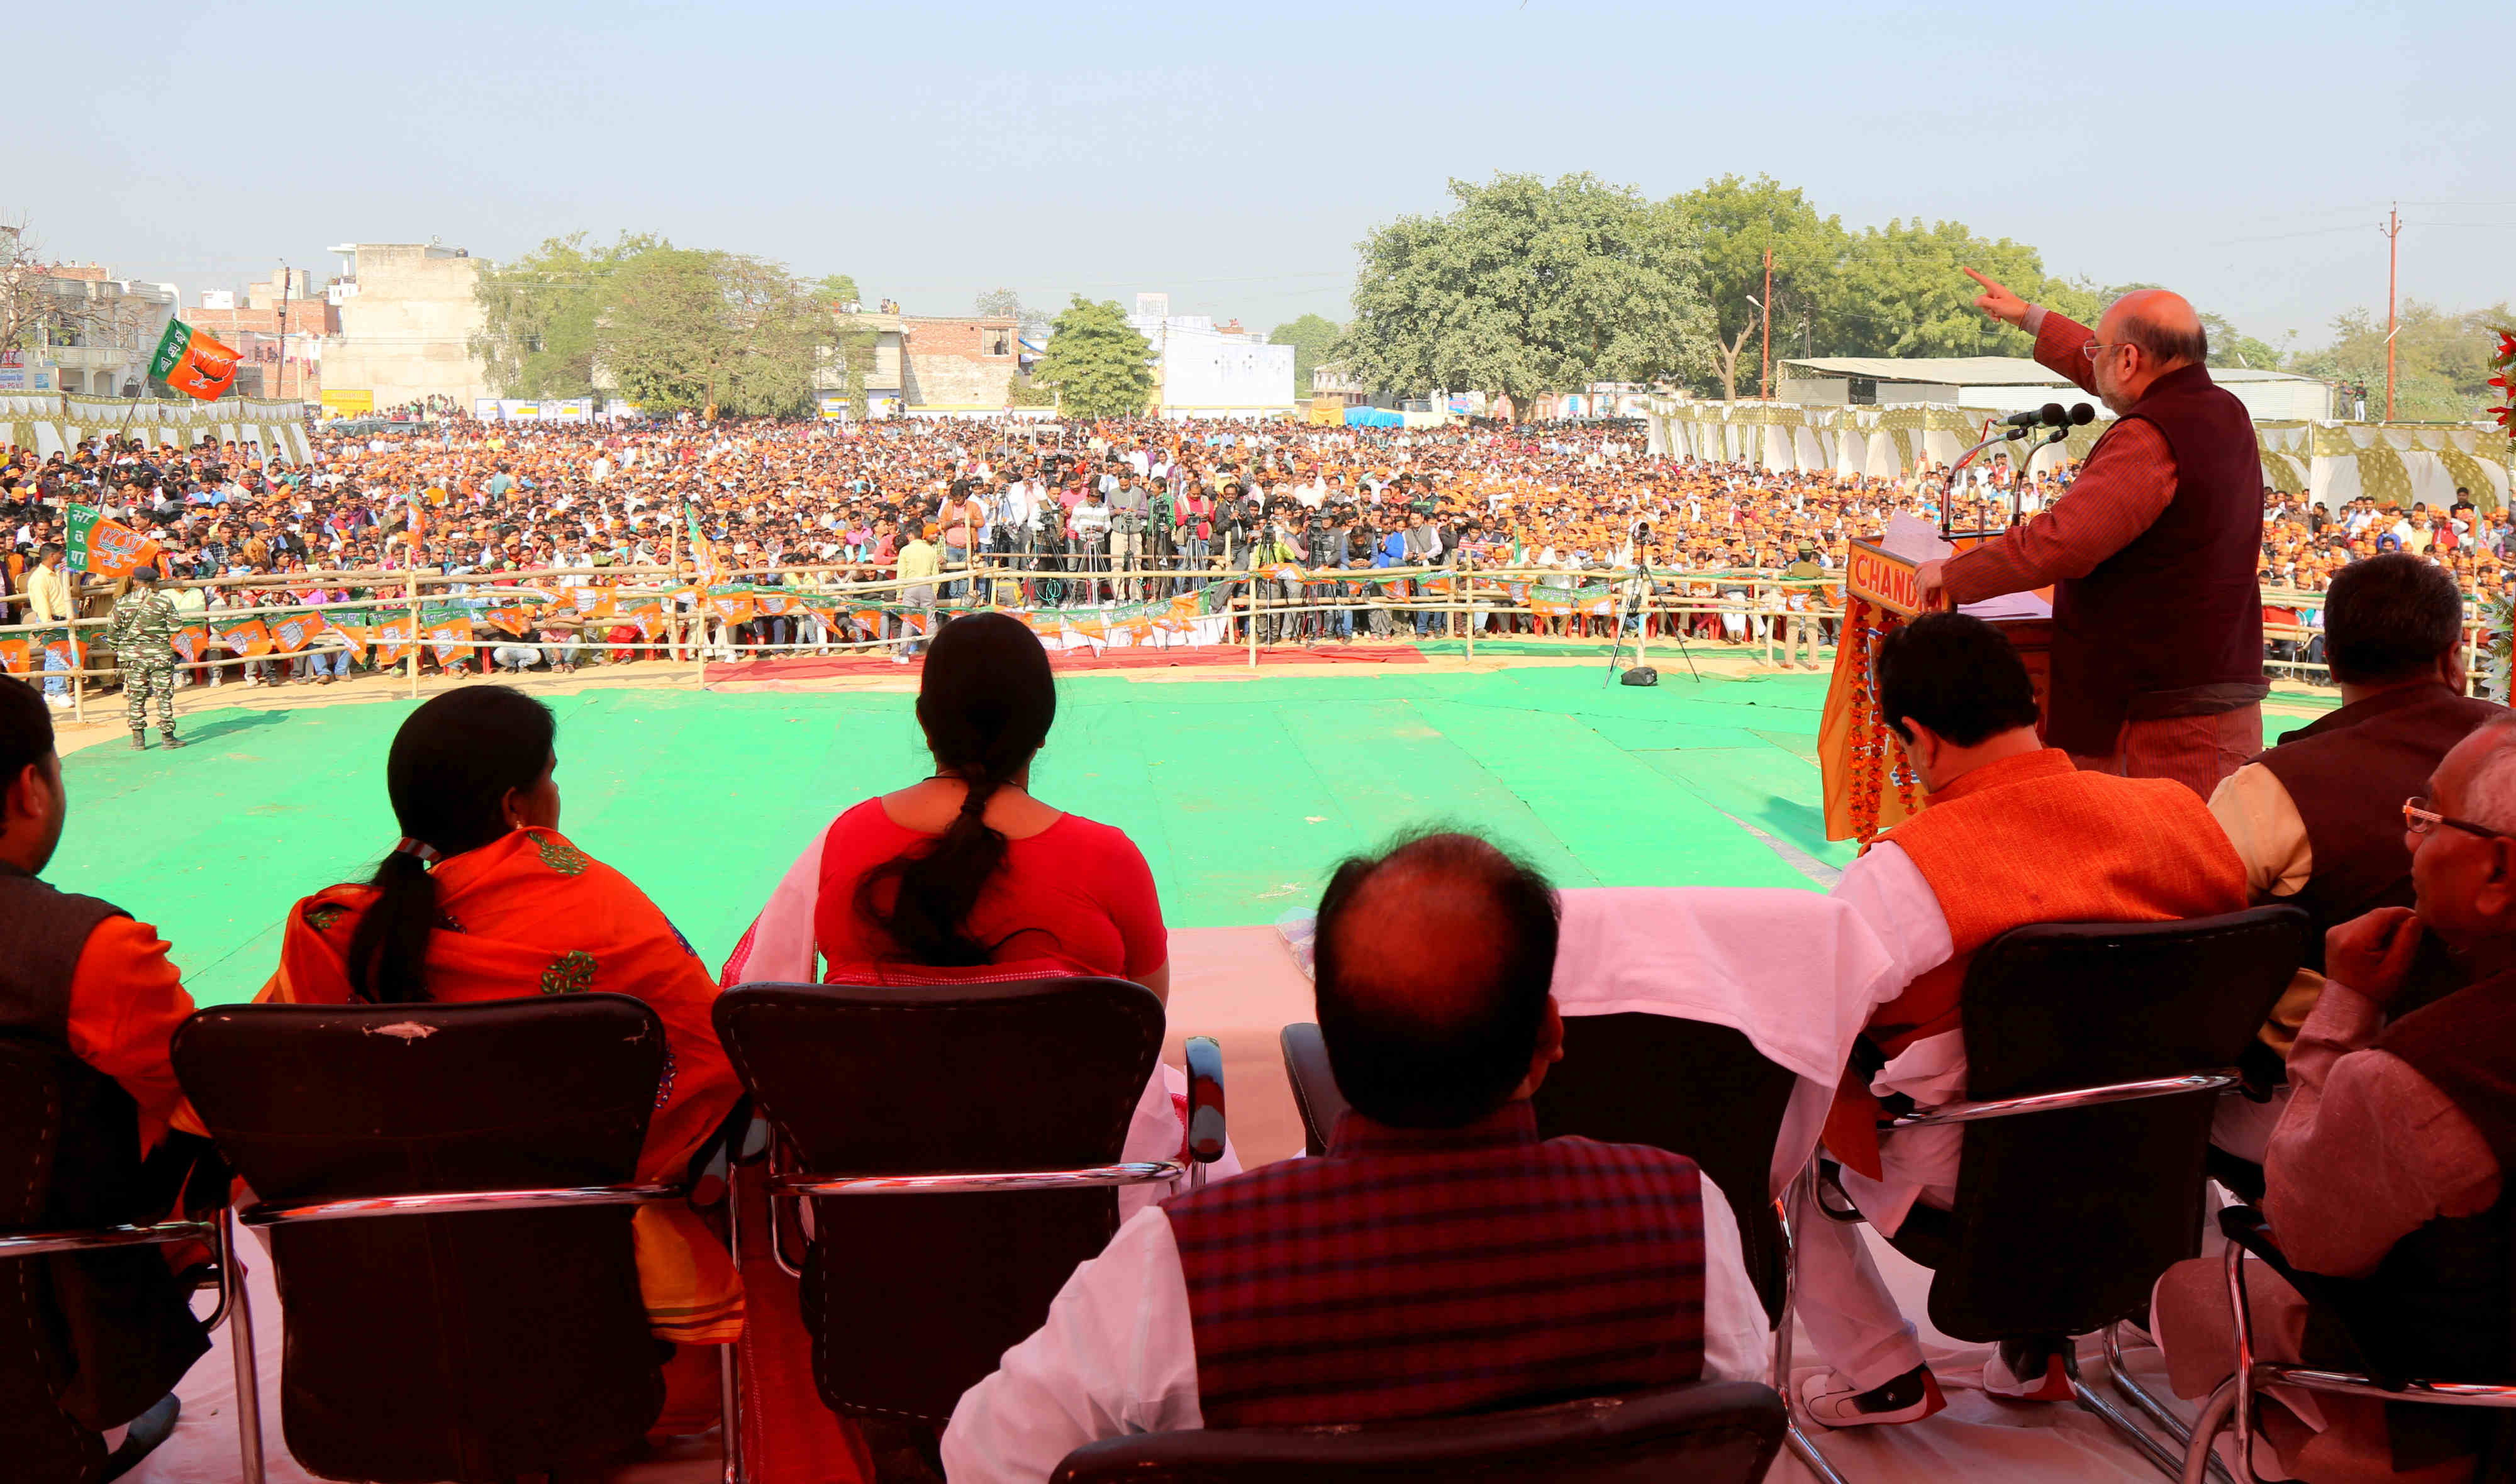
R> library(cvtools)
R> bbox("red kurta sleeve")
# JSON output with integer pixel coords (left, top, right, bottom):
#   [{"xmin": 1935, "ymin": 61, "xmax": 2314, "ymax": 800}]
[
  {"xmin": 1094, "ymin": 829, "xmax": 1169, "ymax": 980},
  {"xmin": 64, "ymin": 916, "xmax": 204, "ymax": 1153}
]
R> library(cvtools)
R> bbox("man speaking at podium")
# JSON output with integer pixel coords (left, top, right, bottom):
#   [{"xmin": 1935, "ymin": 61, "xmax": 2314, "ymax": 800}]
[{"xmin": 1914, "ymin": 270, "xmax": 2266, "ymax": 798}]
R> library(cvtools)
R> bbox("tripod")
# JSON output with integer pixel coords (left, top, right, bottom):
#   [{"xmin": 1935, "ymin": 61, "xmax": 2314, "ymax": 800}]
[{"xmin": 1604, "ymin": 544, "xmax": 1700, "ymax": 687}]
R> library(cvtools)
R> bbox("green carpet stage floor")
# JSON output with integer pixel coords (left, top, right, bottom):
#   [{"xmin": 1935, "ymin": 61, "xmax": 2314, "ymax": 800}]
[{"xmin": 49, "ymin": 665, "xmax": 2327, "ymax": 1007}]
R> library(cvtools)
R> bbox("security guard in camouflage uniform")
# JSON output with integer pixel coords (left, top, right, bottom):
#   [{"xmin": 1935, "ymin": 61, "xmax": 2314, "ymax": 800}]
[{"xmin": 106, "ymin": 567, "xmax": 186, "ymax": 750}]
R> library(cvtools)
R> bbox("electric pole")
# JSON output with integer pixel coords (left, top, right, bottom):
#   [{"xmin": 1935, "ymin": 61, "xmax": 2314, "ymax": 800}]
[
  {"xmin": 2382, "ymin": 206, "xmax": 2401, "ymax": 423},
  {"xmin": 1759, "ymin": 247, "xmax": 1773, "ymax": 401},
  {"xmin": 277, "ymin": 261, "xmax": 291, "ymax": 401}
]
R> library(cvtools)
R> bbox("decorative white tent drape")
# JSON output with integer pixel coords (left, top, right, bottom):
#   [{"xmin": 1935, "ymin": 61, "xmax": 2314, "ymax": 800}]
[
  {"xmin": 1642, "ymin": 399, "xmax": 2515, "ymax": 511},
  {"xmin": 0, "ymin": 395, "xmax": 312, "ymax": 467}
]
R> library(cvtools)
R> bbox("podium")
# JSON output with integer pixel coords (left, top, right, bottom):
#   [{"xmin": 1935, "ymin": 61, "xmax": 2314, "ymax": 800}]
[{"xmin": 1821, "ymin": 537, "xmax": 2054, "ymax": 843}]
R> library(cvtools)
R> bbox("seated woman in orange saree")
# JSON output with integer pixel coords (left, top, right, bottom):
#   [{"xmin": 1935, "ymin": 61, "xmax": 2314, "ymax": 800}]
[{"xmin": 258, "ymin": 685, "xmax": 741, "ymax": 1430}]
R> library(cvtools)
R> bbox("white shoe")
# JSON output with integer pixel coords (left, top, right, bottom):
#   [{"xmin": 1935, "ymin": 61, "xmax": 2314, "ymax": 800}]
[
  {"xmin": 44, "ymin": 694, "xmax": 70, "ymax": 709},
  {"xmin": 1798, "ymin": 1365, "xmax": 1947, "ymax": 1429},
  {"xmin": 1982, "ymin": 1339, "xmax": 2074, "ymax": 1401}
]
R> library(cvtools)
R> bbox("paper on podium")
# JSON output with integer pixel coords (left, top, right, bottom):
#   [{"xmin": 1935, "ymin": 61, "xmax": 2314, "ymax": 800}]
[
  {"xmin": 1879, "ymin": 514, "xmax": 1954, "ymax": 564},
  {"xmin": 1879, "ymin": 513, "xmax": 2054, "ymax": 621},
  {"xmin": 1961, "ymin": 589, "xmax": 2053, "ymax": 621}
]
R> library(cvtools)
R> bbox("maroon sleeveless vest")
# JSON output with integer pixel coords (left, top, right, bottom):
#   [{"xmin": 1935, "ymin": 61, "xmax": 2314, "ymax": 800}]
[
  {"xmin": 2257, "ymin": 684, "xmax": 2505, "ymax": 977},
  {"xmin": 2047, "ymin": 363, "xmax": 2265, "ymax": 755},
  {"xmin": 2357, "ymin": 971, "xmax": 2516, "ymax": 1386},
  {"xmin": 1164, "ymin": 1102, "xmax": 1707, "ymax": 1427}
]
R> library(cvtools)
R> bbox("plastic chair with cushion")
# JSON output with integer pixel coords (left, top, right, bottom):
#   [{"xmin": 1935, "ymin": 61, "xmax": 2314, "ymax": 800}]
[
  {"xmin": 1050, "ymin": 1378, "xmax": 1787, "ymax": 1483},
  {"xmin": 712, "ymin": 977, "xmax": 1225, "ymax": 1429},
  {"xmin": 0, "ymin": 1036, "xmax": 245, "ymax": 1484},
  {"xmin": 1806, "ymin": 904, "xmax": 2308, "ymax": 1480},
  {"xmin": 174, "ymin": 994, "xmax": 698, "ymax": 1484},
  {"xmin": 2177, "ymin": 1205, "xmax": 2516, "ymax": 1484}
]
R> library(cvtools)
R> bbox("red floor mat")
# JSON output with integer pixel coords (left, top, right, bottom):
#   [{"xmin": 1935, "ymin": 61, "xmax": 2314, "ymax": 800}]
[{"xmin": 708, "ymin": 643, "xmax": 1428, "ymax": 683}]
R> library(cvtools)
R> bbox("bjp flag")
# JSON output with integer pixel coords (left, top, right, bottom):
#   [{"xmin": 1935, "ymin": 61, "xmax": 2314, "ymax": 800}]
[
  {"xmin": 148, "ymin": 320, "xmax": 243, "ymax": 401},
  {"xmin": 67, "ymin": 505, "xmax": 162, "ymax": 579},
  {"xmin": 214, "ymin": 617, "xmax": 274, "ymax": 658},
  {"xmin": 269, "ymin": 611, "xmax": 328, "ymax": 654}
]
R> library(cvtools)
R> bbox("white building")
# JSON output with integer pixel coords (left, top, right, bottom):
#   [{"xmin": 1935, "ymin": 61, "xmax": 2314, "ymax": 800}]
[
  {"xmin": 320, "ymin": 241, "xmax": 489, "ymax": 411},
  {"xmin": 1125, "ymin": 296, "xmax": 1294, "ymax": 419},
  {"xmin": 12, "ymin": 267, "xmax": 179, "ymax": 396}
]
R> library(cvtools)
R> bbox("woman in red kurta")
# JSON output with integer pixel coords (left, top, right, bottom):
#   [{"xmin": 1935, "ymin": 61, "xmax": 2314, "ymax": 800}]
[{"xmin": 724, "ymin": 612, "xmax": 1232, "ymax": 1212}]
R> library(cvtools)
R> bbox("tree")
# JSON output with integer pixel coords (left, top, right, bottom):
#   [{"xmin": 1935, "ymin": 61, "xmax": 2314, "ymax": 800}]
[
  {"xmin": 0, "ymin": 216, "xmax": 50, "ymax": 356},
  {"xmin": 1267, "ymin": 313, "xmax": 1342, "ymax": 396},
  {"xmin": 1673, "ymin": 175, "xmax": 1848, "ymax": 401},
  {"xmin": 1828, "ymin": 219, "xmax": 2085, "ymax": 360},
  {"xmin": 1028, "ymin": 296, "xmax": 1153, "ymax": 418},
  {"xmin": 471, "ymin": 231, "xmax": 664, "ymax": 397},
  {"xmin": 817, "ymin": 274, "xmax": 863, "ymax": 310},
  {"xmin": 976, "ymin": 287, "xmax": 1052, "ymax": 342},
  {"xmin": 1337, "ymin": 172, "xmax": 1712, "ymax": 418},
  {"xmin": 2290, "ymin": 300, "xmax": 2515, "ymax": 422},
  {"xmin": 598, "ymin": 249, "xmax": 832, "ymax": 419}
]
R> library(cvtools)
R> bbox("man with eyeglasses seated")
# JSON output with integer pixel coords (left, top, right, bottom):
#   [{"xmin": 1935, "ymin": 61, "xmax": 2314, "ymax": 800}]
[
  {"xmin": 2207, "ymin": 553, "xmax": 2504, "ymax": 1164},
  {"xmin": 939, "ymin": 831, "xmax": 1772, "ymax": 1484},
  {"xmin": 2154, "ymin": 718, "xmax": 2516, "ymax": 1483}
]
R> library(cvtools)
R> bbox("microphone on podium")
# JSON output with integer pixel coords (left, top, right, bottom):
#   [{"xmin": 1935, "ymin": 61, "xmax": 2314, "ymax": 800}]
[
  {"xmin": 2001, "ymin": 403, "xmax": 2068, "ymax": 436},
  {"xmin": 2065, "ymin": 402, "xmax": 2095, "ymax": 426}
]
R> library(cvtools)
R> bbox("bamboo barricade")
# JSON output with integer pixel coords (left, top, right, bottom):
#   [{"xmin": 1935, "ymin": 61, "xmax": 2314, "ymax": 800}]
[{"xmin": 0, "ymin": 560, "xmax": 2469, "ymax": 697}]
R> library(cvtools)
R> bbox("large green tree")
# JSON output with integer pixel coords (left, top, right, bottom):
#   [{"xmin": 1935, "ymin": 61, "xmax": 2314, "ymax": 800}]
[
  {"xmin": 1335, "ymin": 172, "xmax": 1712, "ymax": 418},
  {"xmin": 1029, "ymin": 296, "xmax": 1153, "ymax": 418},
  {"xmin": 1674, "ymin": 175, "xmax": 1848, "ymax": 401},
  {"xmin": 599, "ymin": 249, "xmax": 832, "ymax": 418},
  {"xmin": 1828, "ymin": 220, "xmax": 2084, "ymax": 359},
  {"xmin": 470, "ymin": 231, "xmax": 664, "ymax": 397},
  {"xmin": 1267, "ymin": 313, "xmax": 1342, "ymax": 396}
]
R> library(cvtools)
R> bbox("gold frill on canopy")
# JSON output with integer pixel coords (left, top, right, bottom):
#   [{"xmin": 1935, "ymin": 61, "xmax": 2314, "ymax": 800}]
[{"xmin": 0, "ymin": 394, "xmax": 313, "ymax": 466}]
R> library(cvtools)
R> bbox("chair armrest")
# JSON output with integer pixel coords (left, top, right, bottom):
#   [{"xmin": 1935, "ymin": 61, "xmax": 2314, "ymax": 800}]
[
  {"xmin": 1184, "ymin": 1036, "xmax": 1226, "ymax": 1166},
  {"xmin": 773, "ymin": 1161, "xmax": 1187, "ymax": 1196},
  {"xmin": 240, "ymin": 1182, "xmax": 687, "ymax": 1226},
  {"xmin": 0, "ymin": 1217, "xmax": 219, "ymax": 1259},
  {"xmin": 1879, "ymin": 1071, "xmax": 2237, "ymax": 1129},
  {"xmin": 1280, "ymin": 1022, "xmax": 1350, "ymax": 1157}
]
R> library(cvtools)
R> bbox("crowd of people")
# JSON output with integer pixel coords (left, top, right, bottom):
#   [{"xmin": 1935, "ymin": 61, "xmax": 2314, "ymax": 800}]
[
  {"xmin": 8, "ymin": 541, "xmax": 2515, "ymax": 1481},
  {"xmin": 0, "ymin": 412, "xmax": 2504, "ymax": 694}
]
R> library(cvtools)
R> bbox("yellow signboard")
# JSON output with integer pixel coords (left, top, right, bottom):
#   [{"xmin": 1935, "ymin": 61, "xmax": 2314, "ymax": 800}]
[
  {"xmin": 320, "ymin": 388, "xmax": 374, "ymax": 415},
  {"xmin": 1845, "ymin": 540, "xmax": 1922, "ymax": 617}
]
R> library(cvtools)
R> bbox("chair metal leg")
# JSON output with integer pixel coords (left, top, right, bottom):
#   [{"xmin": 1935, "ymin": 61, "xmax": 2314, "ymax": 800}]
[
  {"xmin": 721, "ymin": 1166, "xmax": 749, "ymax": 1484},
  {"xmin": 222, "ymin": 1209, "xmax": 265, "ymax": 1484},
  {"xmin": 2181, "ymin": 1378, "xmax": 2240, "ymax": 1484},
  {"xmin": 2105, "ymin": 1320, "xmax": 2235, "ymax": 1483},
  {"xmin": 718, "ymin": 1343, "xmax": 745, "ymax": 1484},
  {"xmin": 1773, "ymin": 1161, "xmax": 1854, "ymax": 1484},
  {"xmin": 2064, "ymin": 1344, "xmax": 2189, "ymax": 1480}
]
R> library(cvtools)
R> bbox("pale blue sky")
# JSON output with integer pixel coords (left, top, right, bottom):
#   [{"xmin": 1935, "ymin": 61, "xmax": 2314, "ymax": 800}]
[{"xmin": 19, "ymin": 1, "xmax": 2510, "ymax": 345}]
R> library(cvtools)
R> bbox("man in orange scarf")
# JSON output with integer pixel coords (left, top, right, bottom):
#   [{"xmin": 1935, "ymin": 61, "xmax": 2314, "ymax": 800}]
[
  {"xmin": 262, "ymin": 822, "xmax": 742, "ymax": 1431},
  {"xmin": 1797, "ymin": 612, "xmax": 2250, "ymax": 1429}
]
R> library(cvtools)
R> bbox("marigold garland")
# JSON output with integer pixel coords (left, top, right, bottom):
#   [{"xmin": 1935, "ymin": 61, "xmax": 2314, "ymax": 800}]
[{"xmin": 1837, "ymin": 595, "xmax": 1925, "ymax": 846}]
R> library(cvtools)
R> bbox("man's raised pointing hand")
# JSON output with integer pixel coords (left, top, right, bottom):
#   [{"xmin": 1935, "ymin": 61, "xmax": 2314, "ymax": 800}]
[{"xmin": 1962, "ymin": 267, "xmax": 2030, "ymax": 329}]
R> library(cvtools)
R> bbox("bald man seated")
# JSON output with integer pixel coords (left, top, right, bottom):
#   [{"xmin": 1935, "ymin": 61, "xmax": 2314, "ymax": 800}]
[
  {"xmin": 1916, "ymin": 272, "xmax": 2268, "ymax": 800},
  {"xmin": 942, "ymin": 830, "xmax": 1772, "ymax": 1484}
]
